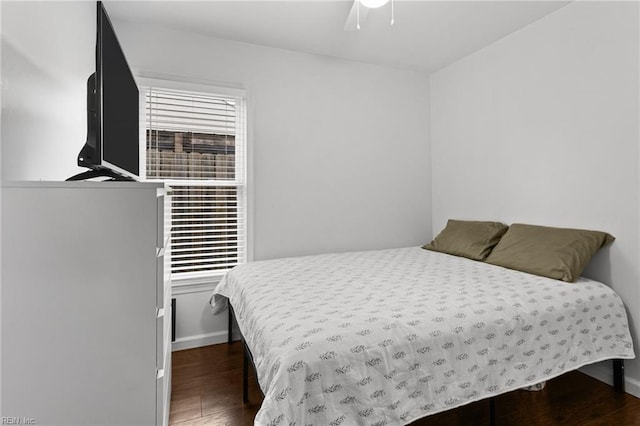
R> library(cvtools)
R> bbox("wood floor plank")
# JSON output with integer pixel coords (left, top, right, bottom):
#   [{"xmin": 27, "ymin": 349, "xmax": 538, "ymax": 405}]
[
  {"xmin": 169, "ymin": 343, "xmax": 640, "ymax": 425},
  {"xmin": 168, "ymin": 397, "xmax": 202, "ymax": 425},
  {"xmin": 170, "ymin": 395, "xmax": 202, "ymax": 414}
]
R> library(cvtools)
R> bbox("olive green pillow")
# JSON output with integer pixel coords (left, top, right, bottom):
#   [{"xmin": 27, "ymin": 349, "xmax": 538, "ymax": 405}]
[
  {"xmin": 485, "ymin": 223, "xmax": 614, "ymax": 282},
  {"xmin": 423, "ymin": 219, "xmax": 509, "ymax": 261}
]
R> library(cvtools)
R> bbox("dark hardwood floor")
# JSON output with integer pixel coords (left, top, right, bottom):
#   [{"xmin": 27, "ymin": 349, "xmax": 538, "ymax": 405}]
[{"xmin": 169, "ymin": 342, "xmax": 640, "ymax": 425}]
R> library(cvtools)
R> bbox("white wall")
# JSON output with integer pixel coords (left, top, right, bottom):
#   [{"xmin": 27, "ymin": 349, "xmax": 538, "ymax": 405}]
[
  {"xmin": 431, "ymin": 1, "xmax": 640, "ymax": 393},
  {"xmin": 1, "ymin": 2, "xmax": 95, "ymax": 181},
  {"xmin": 1, "ymin": 3, "xmax": 431, "ymax": 349}
]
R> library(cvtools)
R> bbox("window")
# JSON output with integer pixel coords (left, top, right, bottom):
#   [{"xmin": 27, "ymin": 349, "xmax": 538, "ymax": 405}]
[{"xmin": 142, "ymin": 82, "xmax": 247, "ymax": 282}]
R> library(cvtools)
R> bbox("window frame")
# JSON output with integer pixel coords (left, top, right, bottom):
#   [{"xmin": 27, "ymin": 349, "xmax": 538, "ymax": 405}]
[{"xmin": 137, "ymin": 75, "xmax": 252, "ymax": 288}]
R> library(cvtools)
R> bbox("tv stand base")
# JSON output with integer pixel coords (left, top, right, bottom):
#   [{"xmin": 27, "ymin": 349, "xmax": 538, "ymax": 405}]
[{"xmin": 66, "ymin": 169, "xmax": 133, "ymax": 181}]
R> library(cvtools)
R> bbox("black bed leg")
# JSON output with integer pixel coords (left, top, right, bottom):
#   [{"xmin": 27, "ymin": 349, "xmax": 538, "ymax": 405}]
[
  {"xmin": 489, "ymin": 397, "xmax": 496, "ymax": 426},
  {"xmin": 242, "ymin": 339, "xmax": 249, "ymax": 403},
  {"xmin": 228, "ymin": 305, "xmax": 233, "ymax": 344},
  {"xmin": 613, "ymin": 359, "xmax": 625, "ymax": 393}
]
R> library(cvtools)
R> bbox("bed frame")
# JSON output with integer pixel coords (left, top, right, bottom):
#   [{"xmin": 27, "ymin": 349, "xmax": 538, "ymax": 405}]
[{"xmin": 227, "ymin": 304, "xmax": 626, "ymax": 424}]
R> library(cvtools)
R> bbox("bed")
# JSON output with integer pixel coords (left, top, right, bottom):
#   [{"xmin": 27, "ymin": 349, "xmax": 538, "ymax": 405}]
[{"xmin": 210, "ymin": 247, "xmax": 634, "ymax": 426}]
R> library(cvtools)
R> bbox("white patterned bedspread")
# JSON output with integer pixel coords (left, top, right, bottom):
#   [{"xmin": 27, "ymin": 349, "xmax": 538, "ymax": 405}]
[{"xmin": 210, "ymin": 247, "xmax": 634, "ymax": 426}]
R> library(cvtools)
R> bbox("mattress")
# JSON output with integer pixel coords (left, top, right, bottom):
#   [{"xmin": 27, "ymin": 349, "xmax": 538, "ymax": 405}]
[{"xmin": 210, "ymin": 247, "xmax": 634, "ymax": 426}]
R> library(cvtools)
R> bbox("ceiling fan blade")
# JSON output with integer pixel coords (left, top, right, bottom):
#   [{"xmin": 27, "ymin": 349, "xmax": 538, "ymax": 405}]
[{"xmin": 344, "ymin": 0, "xmax": 369, "ymax": 31}]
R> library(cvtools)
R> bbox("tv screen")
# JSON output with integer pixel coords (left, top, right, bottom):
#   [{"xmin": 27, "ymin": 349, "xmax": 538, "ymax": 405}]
[
  {"xmin": 98, "ymin": 1, "xmax": 139, "ymax": 178},
  {"xmin": 70, "ymin": 1, "xmax": 139, "ymax": 181}
]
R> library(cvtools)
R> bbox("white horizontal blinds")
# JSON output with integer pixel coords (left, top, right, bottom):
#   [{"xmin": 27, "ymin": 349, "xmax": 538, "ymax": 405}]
[
  {"xmin": 145, "ymin": 86, "xmax": 246, "ymax": 278},
  {"xmin": 146, "ymin": 88, "xmax": 240, "ymax": 181},
  {"xmin": 170, "ymin": 185, "xmax": 246, "ymax": 274}
]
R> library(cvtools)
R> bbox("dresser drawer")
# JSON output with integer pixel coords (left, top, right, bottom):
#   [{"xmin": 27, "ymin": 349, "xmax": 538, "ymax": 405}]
[
  {"xmin": 156, "ymin": 254, "xmax": 165, "ymax": 309},
  {"xmin": 156, "ymin": 187, "xmax": 172, "ymax": 250},
  {"xmin": 156, "ymin": 304, "xmax": 171, "ymax": 371},
  {"xmin": 156, "ymin": 190, "xmax": 169, "ymax": 249},
  {"xmin": 156, "ymin": 255, "xmax": 170, "ymax": 308},
  {"xmin": 156, "ymin": 342, "xmax": 172, "ymax": 426}
]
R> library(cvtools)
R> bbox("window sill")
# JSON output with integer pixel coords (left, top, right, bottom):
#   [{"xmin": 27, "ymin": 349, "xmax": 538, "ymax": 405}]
[{"xmin": 171, "ymin": 274, "xmax": 224, "ymax": 295}]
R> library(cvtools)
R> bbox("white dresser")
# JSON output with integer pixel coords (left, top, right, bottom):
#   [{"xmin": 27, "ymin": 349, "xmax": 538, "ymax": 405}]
[{"xmin": 1, "ymin": 181, "xmax": 171, "ymax": 426}]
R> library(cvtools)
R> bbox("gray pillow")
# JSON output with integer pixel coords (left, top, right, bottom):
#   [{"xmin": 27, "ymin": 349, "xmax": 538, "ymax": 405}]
[
  {"xmin": 423, "ymin": 219, "xmax": 509, "ymax": 261},
  {"xmin": 485, "ymin": 223, "xmax": 614, "ymax": 282}
]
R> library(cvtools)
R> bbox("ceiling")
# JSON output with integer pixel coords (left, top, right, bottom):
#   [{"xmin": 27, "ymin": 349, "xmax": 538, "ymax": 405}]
[{"xmin": 105, "ymin": 1, "xmax": 570, "ymax": 73}]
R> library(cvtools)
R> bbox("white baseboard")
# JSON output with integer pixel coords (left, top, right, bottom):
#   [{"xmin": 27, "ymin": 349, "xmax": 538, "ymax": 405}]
[
  {"xmin": 172, "ymin": 330, "xmax": 227, "ymax": 351},
  {"xmin": 580, "ymin": 361, "xmax": 640, "ymax": 398},
  {"xmin": 172, "ymin": 330, "xmax": 241, "ymax": 351}
]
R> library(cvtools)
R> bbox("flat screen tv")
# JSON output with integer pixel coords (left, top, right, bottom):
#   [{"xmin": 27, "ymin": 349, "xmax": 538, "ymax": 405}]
[{"xmin": 68, "ymin": 1, "xmax": 139, "ymax": 181}]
